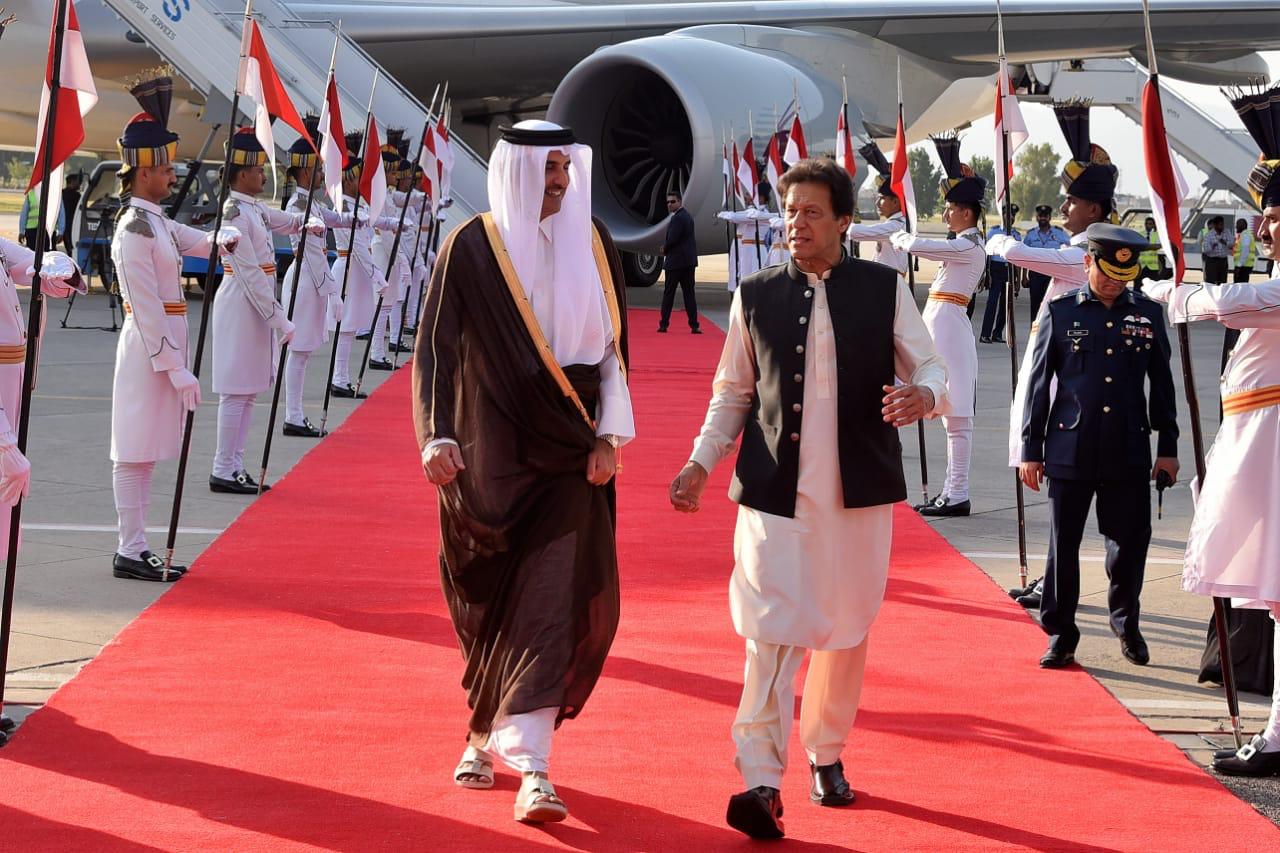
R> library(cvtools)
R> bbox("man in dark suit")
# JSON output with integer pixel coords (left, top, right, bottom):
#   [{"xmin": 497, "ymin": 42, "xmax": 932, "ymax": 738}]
[
  {"xmin": 1020, "ymin": 224, "xmax": 1179, "ymax": 670},
  {"xmin": 658, "ymin": 190, "xmax": 701, "ymax": 334}
]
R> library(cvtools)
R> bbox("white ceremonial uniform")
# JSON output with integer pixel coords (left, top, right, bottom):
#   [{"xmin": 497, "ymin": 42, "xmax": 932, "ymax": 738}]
[
  {"xmin": 847, "ymin": 212, "xmax": 908, "ymax": 280},
  {"xmin": 111, "ymin": 199, "xmax": 212, "ymax": 462},
  {"xmin": 1147, "ymin": 279, "xmax": 1280, "ymax": 608},
  {"xmin": 764, "ymin": 216, "xmax": 790, "ymax": 267},
  {"xmin": 371, "ymin": 191, "xmax": 412, "ymax": 305},
  {"xmin": 282, "ymin": 191, "xmax": 348, "ymax": 353},
  {"xmin": 0, "ymin": 238, "xmax": 41, "ymax": 550},
  {"xmin": 717, "ymin": 208, "xmax": 771, "ymax": 291},
  {"xmin": 891, "ymin": 226, "xmax": 986, "ymax": 503},
  {"xmin": 690, "ymin": 269, "xmax": 947, "ymax": 787},
  {"xmin": 330, "ymin": 194, "xmax": 388, "ymax": 337},
  {"xmin": 213, "ymin": 191, "xmax": 301, "ymax": 395},
  {"xmin": 987, "ymin": 231, "xmax": 1088, "ymax": 467}
]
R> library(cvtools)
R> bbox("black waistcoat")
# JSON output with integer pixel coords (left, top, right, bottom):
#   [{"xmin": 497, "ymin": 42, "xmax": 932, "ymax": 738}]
[{"xmin": 730, "ymin": 256, "xmax": 905, "ymax": 518}]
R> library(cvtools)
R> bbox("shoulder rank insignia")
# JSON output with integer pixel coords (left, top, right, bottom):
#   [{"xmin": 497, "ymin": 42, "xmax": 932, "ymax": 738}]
[
  {"xmin": 123, "ymin": 211, "xmax": 155, "ymax": 238},
  {"xmin": 224, "ymin": 200, "xmax": 241, "ymax": 221}
]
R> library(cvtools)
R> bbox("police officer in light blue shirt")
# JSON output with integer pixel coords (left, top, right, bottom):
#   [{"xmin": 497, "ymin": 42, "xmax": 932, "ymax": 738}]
[
  {"xmin": 1021, "ymin": 204, "xmax": 1071, "ymax": 318},
  {"xmin": 980, "ymin": 204, "xmax": 1019, "ymax": 343}
]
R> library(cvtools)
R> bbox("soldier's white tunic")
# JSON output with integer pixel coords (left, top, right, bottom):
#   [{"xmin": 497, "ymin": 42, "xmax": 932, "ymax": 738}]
[
  {"xmin": 891, "ymin": 227, "xmax": 986, "ymax": 417},
  {"xmin": 282, "ymin": 191, "xmax": 350, "ymax": 353},
  {"xmin": 1148, "ymin": 278, "xmax": 1280, "ymax": 608},
  {"xmin": 330, "ymin": 194, "xmax": 387, "ymax": 334},
  {"xmin": 690, "ymin": 274, "xmax": 948, "ymax": 648},
  {"xmin": 213, "ymin": 191, "xmax": 302, "ymax": 395},
  {"xmin": 717, "ymin": 207, "xmax": 772, "ymax": 291},
  {"xmin": 765, "ymin": 216, "xmax": 790, "ymax": 266},
  {"xmin": 847, "ymin": 212, "xmax": 908, "ymax": 279},
  {"xmin": 986, "ymin": 231, "xmax": 1089, "ymax": 466},
  {"xmin": 372, "ymin": 190, "xmax": 415, "ymax": 303},
  {"xmin": 111, "ymin": 199, "xmax": 214, "ymax": 462}
]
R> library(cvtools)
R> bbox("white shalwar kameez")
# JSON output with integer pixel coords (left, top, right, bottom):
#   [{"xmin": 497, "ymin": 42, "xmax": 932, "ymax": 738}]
[
  {"xmin": 848, "ymin": 212, "xmax": 908, "ymax": 281},
  {"xmin": 891, "ymin": 226, "xmax": 986, "ymax": 502},
  {"xmin": 987, "ymin": 231, "xmax": 1088, "ymax": 466},
  {"xmin": 690, "ymin": 269, "xmax": 947, "ymax": 787},
  {"xmin": 717, "ymin": 207, "xmax": 772, "ymax": 291}
]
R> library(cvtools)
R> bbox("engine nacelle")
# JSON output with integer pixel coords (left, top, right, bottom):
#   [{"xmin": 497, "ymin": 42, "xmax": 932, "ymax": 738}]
[{"xmin": 548, "ymin": 27, "xmax": 860, "ymax": 255}]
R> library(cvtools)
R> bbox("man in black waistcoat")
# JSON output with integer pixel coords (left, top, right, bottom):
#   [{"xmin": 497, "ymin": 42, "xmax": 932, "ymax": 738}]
[
  {"xmin": 658, "ymin": 190, "xmax": 700, "ymax": 333},
  {"xmin": 668, "ymin": 158, "xmax": 948, "ymax": 840},
  {"xmin": 1020, "ymin": 223, "xmax": 1179, "ymax": 670}
]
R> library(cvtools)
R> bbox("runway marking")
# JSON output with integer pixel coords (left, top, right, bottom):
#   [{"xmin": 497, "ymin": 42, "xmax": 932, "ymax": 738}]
[
  {"xmin": 962, "ymin": 551, "xmax": 1184, "ymax": 566},
  {"xmin": 1121, "ymin": 698, "xmax": 1272, "ymax": 712},
  {"xmin": 22, "ymin": 523, "xmax": 224, "ymax": 535}
]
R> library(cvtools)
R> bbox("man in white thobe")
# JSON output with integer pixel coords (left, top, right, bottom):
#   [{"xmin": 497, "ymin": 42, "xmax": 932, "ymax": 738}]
[{"xmin": 670, "ymin": 157, "xmax": 947, "ymax": 840}]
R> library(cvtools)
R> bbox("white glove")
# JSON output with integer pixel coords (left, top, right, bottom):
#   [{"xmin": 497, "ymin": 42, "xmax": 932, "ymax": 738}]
[
  {"xmin": 0, "ymin": 434, "xmax": 31, "ymax": 507},
  {"xmin": 270, "ymin": 315, "xmax": 296, "ymax": 345},
  {"xmin": 166, "ymin": 367, "xmax": 202, "ymax": 412},
  {"xmin": 889, "ymin": 230, "xmax": 915, "ymax": 250},
  {"xmin": 28, "ymin": 251, "xmax": 82, "ymax": 297},
  {"xmin": 215, "ymin": 226, "xmax": 241, "ymax": 253},
  {"xmin": 326, "ymin": 293, "xmax": 344, "ymax": 325},
  {"xmin": 353, "ymin": 209, "xmax": 371, "ymax": 226},
  {"xmin": 374, "ymin": 216, "xmax": 400, "ymax": 231},
  {"xmin": 305, "ymin": 217, "xmax": 327, "ymax": 237}
]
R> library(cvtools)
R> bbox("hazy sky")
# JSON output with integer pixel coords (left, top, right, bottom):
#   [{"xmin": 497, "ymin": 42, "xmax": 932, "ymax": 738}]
[{"xmin": 913, "ymin": 52, "xmax": 1280, "ymax": 199}]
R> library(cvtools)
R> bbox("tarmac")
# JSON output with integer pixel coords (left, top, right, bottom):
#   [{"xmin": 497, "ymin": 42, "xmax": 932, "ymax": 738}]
[{"xmin": 0, "ymin": 225, "xmax": 1276, "ymax": 825}]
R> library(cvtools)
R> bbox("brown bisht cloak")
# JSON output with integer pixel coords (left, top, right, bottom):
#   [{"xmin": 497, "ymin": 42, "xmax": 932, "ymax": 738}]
[{"xmin": 411, "ymin": 213, "xmax": 629, "ymax": 743}]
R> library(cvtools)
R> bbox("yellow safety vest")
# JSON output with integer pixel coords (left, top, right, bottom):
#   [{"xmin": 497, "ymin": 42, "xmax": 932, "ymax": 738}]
[
  {"xmin": 1233, "ymin": 233, "xmax": 1257, "ymax": 269},
  {"xmin": 23, "ymin": 188, "xmax": 40, "ymax": 230},
  {"xmin": 1139, "ymin": 230, "xmax": 1160, "ymax": 270}
]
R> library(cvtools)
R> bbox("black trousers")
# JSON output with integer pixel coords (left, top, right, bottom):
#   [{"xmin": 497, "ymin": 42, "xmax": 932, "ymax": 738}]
[
  {"xmin": 980, "ymin": 263, "xmax": 1008, "ymax": 339},
  {"xmin": 1203, "ymin": 256, "xmax": 1229, "ymax": 284},
  {"xmin": 659, "ymin": 266, "xmax": 699, "ymax": 330},
  {"xmin": 1026, "ymin": 271, "xmax": 1050, "ymax": 322},
  {"xmin": 1041, "ymin": 476, "xmax": 1151, "ymax": 652},
  {"xmin": 1233, "ymin": 265, "xmax": 1252, "ymax": 283}
]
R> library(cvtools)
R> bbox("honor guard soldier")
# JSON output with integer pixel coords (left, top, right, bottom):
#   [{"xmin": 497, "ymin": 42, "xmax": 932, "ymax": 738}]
[
  {"xmin": 210, "ymin": 128, "xmax": 326, "ymax": 494},
  {"xmin": 282, "ymin": 120, "xmax": 357, "ymax": 437},
  {"xmin": 1146, "ymin": 81, "xmax": 1280, "ymax": 777},
  {"xmin": 717, "ymin": 205, "xmax": 772, "ymax": 292},
  {"xmin": 329, "ymin": 132, "xmax": 392, "ymax": 399},
  {"xmin": 368, "ymin": 131, "xmax": 411, "ymax": 370},
  {"xmin": 110, "ymin": 68, "xmax": 240, "ymax": 579},
  {"xmin": 847, "ymin": 142, "xmax": 908, "ymax": 283},
  {"xmin": 891, "ymin": 134, "xmax": 988, "ymax": 517},
  {"xmin": 1020, "ymin": 224, "xmax": 1179, "ymax": 669}
]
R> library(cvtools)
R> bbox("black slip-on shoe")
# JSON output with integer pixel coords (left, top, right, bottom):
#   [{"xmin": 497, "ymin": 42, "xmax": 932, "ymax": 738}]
[
  {"xmin": 1213, "ymin": 736, "xmax": 1280, "ymax": 777},
  {"xmin": 1, "ymin": 715, "xmax": 16, "ymax": 733},
  {"xmin": 369, "ymin": 358, "xmax": 393, "ymax": 371},
  {"xmin": 1039, "ymin": 646, "xmax": 1076, "ymax": 669},
  {"xmin": 113, "ymin": 551, "xmax": 184, "ymax": 582},
  {"xmin": 329, "ymin": 383, "xmax": 367, "ymax": 399},
  {"xmin": 809, "ymin": 760, "xmax": 856, "ymax": 807},
  {"xmin": 1113, "ymin": 628, "xmax": 1150, "ymax": 666},
  {"xmin": 726, "ymin": 786, "xmax": 784, "ymax": 839},
  {"xmin": 283, "ymin": 418, "xmax": 326, "ymax": 438},
  {"xmin": 917, "ymin": 496, "xmax": 971, "ymax": 517}
]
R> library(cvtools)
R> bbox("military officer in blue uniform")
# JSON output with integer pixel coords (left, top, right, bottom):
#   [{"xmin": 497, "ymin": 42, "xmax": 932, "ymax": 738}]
[{"xmin": 1019, "ymin": 224, "xmax": 1180, "ymax": 669}]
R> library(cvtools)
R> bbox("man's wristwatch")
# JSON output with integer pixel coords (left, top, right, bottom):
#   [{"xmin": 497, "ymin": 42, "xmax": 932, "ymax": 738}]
[{"xmin": 600, "ymin": 434, "xmax": 621, "ymax": 449}]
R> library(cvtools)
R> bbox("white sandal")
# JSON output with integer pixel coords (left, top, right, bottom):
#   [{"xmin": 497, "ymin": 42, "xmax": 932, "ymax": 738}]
[
  {"xmin": 513, "ymin": 773, "xmax": 568, "ymax": 823},
  {"xmin": 453, "ymin": 750, "xmax": 495, "ymax": 790}
]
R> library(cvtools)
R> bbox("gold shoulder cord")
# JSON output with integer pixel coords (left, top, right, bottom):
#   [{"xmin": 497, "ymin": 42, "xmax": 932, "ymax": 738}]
[{"xmin": 480, "ymin": 213, "xmax": 597, "ymax": 431}]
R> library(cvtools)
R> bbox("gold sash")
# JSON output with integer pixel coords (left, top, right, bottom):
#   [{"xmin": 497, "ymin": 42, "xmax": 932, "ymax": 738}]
[
  {"xmin": 480, "ymin": 212, "xmax": 626, "ymax": 431},
  {"xmin": 928, "ymin": 291, "xmax": 971, "ymax": 307},
  {"xmin": 1222, "ymin": 384, "xmax": 1280, "ymax": 417},
  {"xmin": 124, "ymin": 301, "xmax": 188, "ymax": 316},
  {"xmin": 0, "ymin": 344, "xmax": 26, "ymax": 365}
]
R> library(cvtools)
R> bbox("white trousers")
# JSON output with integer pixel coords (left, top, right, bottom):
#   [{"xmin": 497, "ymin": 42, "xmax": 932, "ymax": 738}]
[
  {"xmin": 370, "ymin": 300, "xmax": 404, "ymax": 361},
  {"xmin": 332, "ymin": 332, "xmax": 354, "ymax": 388},
  {"xmin": 213, "ymin": 393, "xmax": 255, "ymax": 479},
  {"xmin": 733, "ymin": 638, "xmax": 869, "ymax": 789},
  {"xmin": 466, "ymin": 707, "xmax": 558, "ymax": 774},
  {"xmin": 284, "ymin": 350, "xmax": 310, "ymax": 425},
  {"xmin": 941, "ymin": 415, "xmax": 973, "ymax": 502},
  {"xmin": 1264, "ymin": 605, "xmax": 1280, "ymax": 751},
  {"xmin": 113, "ymin": 460, "xmax": 156, "ymax": 559}
]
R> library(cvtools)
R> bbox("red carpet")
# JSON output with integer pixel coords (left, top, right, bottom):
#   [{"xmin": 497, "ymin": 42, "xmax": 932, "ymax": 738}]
[{"xmin": 1, "ymin": 309, "xmax": 1276, "ymax": 851}]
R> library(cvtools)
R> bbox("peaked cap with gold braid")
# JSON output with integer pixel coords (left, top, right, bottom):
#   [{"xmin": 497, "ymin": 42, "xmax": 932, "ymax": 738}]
[
  {"xmin": 117, "ymin": 66, "xmax": 180, "ymax": 174},
  {"xmin": 1227, "ymin": 82, "xmax": 1280, "ymax": 210},
  {"xmin": 1054, "ymin": 99, "xmax": 1117, "ymax": 204}
]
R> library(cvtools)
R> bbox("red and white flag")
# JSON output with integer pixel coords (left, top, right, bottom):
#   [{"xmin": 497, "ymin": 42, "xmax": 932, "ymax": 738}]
[
  {"xmin": 835, "ymin": 107, "xmax": 857, "ymax": 183},
  {"xmin": 317, "ymin": 71, "xmax": 346, "ymax": 207},
  {"xmin": 890, "ymin": 105, "xmax": 917, "ymax": 228},
  {"xmin": 765, "ymin": 133, "xmax": 784, "ymax": 208},
  {"xmin": 737, "ymin": 137, "xmax": 758, "ymax": 206},
  {"xmin": 721, "ymin": 142, "xmax": 732, "ymax": 207},
  {"xmin": 29, "ymin": 0, "xmax": 98, "ymax": 237},
  {"xmin": 359, "ymin": 116, "xmax": 386, "ymax": 218},
  {"xmin": 418, "ymin": 121, "xmax": 439, "ymax": 211},
  {"xmin": 993, "ymin": 57, "xmax": 1029, "ymax": 205},
  {"xmin": 784, "ymin": 114, "xmax": 808, "ymax": 164},
  {"xmin": 239, "ymin": 19, "xmax": 314, "ymax": 185},
  {"xmin": 1142, "ymin": 75, "xmax": 1189, "ymax": 284},
  {"xmin": 435, "ymin": 119, "xmax": 455, "ymax": 204}
]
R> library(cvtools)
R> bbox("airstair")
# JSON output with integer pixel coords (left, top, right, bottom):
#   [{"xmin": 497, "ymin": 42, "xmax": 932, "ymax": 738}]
[
  {"xmin": 1027, "ymin": 58, "xmax": 1258, "ymax": 209},
  {"xmin": 97, "ymin": 0, "xmax": 486, "ymax": 229}
]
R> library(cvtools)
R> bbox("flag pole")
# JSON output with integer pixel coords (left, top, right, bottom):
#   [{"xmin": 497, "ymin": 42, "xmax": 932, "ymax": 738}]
[
  {"xmin": 390, "ymin": 84, "xmax": 441, "ymax": 369},
  {"xmin": 747, "ymin": 110, "xmax": 763, "ymax": 268},
  {"xmin": 995, "ymin": 0, "xmax": 1030, "ymax": 590},
  {"xmin": 255, "ymin": 26, "xmax": 338, "ymax": 493},
  {"xmin": 0, "ymin": 0, "xmax": 71, "ymax": 743},
  {"xmin": 730, "ymin": 122, "xmax": 741, "ymax": 288},
  {"xmin": 162, "ymin": 0, "xmax": 256, "ymax": 576},
  {"xmin": 320, "ymin": 71, "xmax": 378, "ymax": 434},
  {"xmin": 722, "ymin": 127, "xmax": 734, "ymax": 262},
  {"xmin": 410, "ymin": 85, "xmax": 448, "ymax": 333},
  {"xmin": 896, "ymin": 59, "xmax": 929, "ymax": 504},
  {"xmin": 1139, "ymin": 0, "xmax": 1241, "ymax": 749}
]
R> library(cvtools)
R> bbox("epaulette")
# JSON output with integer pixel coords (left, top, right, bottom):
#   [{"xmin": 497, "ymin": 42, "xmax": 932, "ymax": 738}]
[
  {"xmin": 1050, "ymin": 290, "xmax": 1078, "ymax": 303},
  {"xmin": 122, "ymin": 209, "xmax": 155, "ymax": 239},
  {"xmin": 224, "ymin": 200, "xmax": 241, "ymax": 220}
]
